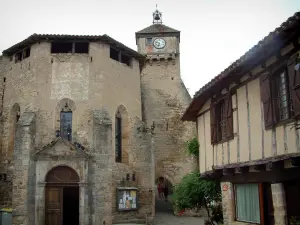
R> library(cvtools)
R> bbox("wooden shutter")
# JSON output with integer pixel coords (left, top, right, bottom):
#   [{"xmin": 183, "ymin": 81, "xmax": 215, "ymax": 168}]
[
  {"xmin": 288, "ymin": 53, "xmax": 300, "ymax": 117},
  {"xmin": 225, "ymin": 94, "xmax": 234, "ymax": 139},
  {"xmin": 210, "ymin": 104, "xmax": 217, "ymax": 144},
  {"xmin": 260, "ymin": 72, "xmax": 274, "ymax": 128}
]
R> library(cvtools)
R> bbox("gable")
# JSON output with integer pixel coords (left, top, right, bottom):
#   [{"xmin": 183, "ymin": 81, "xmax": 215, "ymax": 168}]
[{"xmin": 34, "ymin": 138, "xmax": 89, "ymax": 159}]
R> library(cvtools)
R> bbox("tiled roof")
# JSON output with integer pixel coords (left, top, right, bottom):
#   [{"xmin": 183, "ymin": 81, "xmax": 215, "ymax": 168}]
[
  {"xmin": 136, "ymin": 24, "xmax": 180, "ymax": 34},
  {"xmin": 2, "ymin": 33, "xmax": 144, "ymax": 59},
  {"xmin": 182, "ymin": 11, "xmax": 300, "ymax": 121}
]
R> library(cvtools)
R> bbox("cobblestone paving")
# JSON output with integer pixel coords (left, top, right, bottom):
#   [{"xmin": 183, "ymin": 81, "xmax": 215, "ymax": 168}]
[{"xmin": 154, "ymin": 198, "xmax": 205, "ymax": 225}]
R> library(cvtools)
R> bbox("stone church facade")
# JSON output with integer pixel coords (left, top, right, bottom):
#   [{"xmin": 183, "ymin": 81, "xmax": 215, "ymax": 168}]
[{"xmin": 0, "ymin": 9, "xmax": 195, "ymax": 225}]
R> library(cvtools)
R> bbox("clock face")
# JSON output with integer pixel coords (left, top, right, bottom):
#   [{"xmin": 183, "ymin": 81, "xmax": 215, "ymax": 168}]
[{"xmin": 153, "ymin": 38, "xmax": 166, "ymax": 49}]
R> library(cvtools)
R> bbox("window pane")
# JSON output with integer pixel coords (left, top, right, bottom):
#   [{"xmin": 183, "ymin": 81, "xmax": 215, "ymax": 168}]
[
  {"xmin": 115, "ymin": 117, "xmax": 122, "ymax": 162},
  {"xmin": 146, "ymin": 38, "xmax": 152, "ymax": 45},
  {"xmin": 60, "ymin": 111, "xmax": 72, "ymax": 141},
  {"xmin": 235, "ymin": 183, "xmax": 260, "ymax": 223}
]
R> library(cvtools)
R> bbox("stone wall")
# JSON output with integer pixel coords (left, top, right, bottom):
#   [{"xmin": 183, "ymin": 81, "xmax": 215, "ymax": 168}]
[
  {"xmin": 0, "ymin": 40, "xmax": 144, "ymax": 212},
  {"xmin": 141, "ymin": 57, "xmax": 197, "ymax": 185}
]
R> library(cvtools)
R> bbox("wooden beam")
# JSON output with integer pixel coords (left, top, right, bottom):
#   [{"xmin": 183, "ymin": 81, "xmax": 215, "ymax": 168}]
[
  {"xmin": 249, "ymin": 165, "xmax": 265, "ymax": 172},
  {"xmin": 223, "ymin": 168, "xmax": 234, "ymax": 175},
  {"xmin": 234, "ymin": 167, "xmax": 248, "ymax": 174}
]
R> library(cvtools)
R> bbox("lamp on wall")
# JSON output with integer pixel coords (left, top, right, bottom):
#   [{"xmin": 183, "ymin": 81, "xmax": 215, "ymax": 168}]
[{"xmin": 55, "ymin": 130, "xmax": 60, "ymax": 137}]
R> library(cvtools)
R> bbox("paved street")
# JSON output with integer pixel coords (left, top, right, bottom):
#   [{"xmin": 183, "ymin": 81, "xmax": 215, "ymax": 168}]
[{"xmin": 154, "ymin": 197, "xmax": 205, "ymax": 225}]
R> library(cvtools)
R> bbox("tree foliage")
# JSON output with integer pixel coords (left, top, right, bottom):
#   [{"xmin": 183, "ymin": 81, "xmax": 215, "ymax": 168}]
[
  {"xmin": 186, "ymin": 137, "xmax": 199, "ymax": 157},
  {"xmin": 172, "ymin": 171, "xmax": 223, "ymax": 224}
]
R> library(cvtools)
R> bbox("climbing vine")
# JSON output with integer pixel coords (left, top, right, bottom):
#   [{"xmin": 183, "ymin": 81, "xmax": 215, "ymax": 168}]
[{"xmin": 186, "ymin": 137, "xmax": 199, "ymax": 157}]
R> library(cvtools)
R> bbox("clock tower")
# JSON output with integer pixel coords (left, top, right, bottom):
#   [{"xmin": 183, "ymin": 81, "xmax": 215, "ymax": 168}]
[
  {"xmin": 136, "ymin": 8, "xmax": 196, "ymax": 186},
  {"xmin": 135, "ymin": 7, "xmax": 180, "ymax": 61}
]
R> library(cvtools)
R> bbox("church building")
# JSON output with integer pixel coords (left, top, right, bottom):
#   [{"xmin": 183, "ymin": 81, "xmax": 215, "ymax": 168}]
[{"xmin": 0, "ymin": 8, "xmax": 195, "ymax": 225}]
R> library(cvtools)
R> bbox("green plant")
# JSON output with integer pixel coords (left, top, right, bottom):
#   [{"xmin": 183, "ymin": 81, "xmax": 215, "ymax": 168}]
[
  {"xmin": 186, "ymin": 137, "xmax": 199, "ymax": 157},
  {"xmin": 290, "ymin": 217, "xmax": 300, "ymax": 225},
  {"xmin": 211, "ymin": 203, "xmax": 223, "ymax": 224},
  {"xmin": 172, "ymin": 171, "xmax": 222, "ymax": 224}
]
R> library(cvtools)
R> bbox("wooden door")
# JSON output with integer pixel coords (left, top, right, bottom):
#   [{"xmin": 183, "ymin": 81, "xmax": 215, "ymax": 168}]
[{"xmin": 45, "ymin": 187, "xmax": 62, "ymax": 225}]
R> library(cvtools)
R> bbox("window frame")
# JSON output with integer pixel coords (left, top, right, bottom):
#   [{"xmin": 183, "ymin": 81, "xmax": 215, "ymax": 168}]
[
  {"xmin": 272, "ymin": 68, "xmax": 294, "ymax": 122},
  {"xmin": 210, "ymin": 93, "xmax": 234, "ymax": 144},
  {"xmin": 60, "ymin": 111, "xmax": 73, "ymax": 141},
  {"xmin": 115, "ymin": 116, "xmax": 122, "ymax": 163}
]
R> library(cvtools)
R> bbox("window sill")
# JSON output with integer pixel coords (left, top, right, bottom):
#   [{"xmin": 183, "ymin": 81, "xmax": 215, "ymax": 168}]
[
  {"xmin": 235, "ymin": 219, "xmax": 260, "ymax": 225},
  {"xmin": 213, "ymin": 136, "xmax": 234, "ymax": 145},
  {"xmin": 265, "ymin": 118, "xmax": 298, "ymax": 130}
]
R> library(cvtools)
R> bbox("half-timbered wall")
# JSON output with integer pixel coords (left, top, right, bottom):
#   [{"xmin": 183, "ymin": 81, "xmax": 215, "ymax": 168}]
[{"xmin": 197, "ymin": 41, "xmax": 300, "ymax": 174}]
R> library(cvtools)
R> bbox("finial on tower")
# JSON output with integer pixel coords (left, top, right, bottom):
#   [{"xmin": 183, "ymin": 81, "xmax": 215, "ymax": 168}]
[{"xmin": 153, "ymin": 5, "xmax": 162, "ymax": 24}]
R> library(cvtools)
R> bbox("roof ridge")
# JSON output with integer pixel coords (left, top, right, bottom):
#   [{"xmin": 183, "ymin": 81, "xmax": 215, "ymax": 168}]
[
  {"xmin": 136, "ymin": 23, "xmax": 180, "ymax": 34},
  {"xmin": 193, "ymin": 11, "xmax": 300, "ymax": 98}
]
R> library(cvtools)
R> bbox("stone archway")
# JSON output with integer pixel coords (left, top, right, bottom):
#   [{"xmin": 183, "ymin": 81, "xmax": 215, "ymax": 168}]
[
  {"xmin": 45, "ymin": 166, "xmax": 79, "ymax": 225},
  {"xmin": 155, "ymin": 176, "xmax": 174, "ymax": 214}
]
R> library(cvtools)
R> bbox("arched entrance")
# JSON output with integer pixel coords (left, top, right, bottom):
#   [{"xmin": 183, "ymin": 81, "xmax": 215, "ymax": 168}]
[
  {"xmin": 155, "ymin": 176, "xmax": 174, "ymax": 213},
  {"xmin": 45, "ymin": 166, "xmax": 79, "ymax": 225}
]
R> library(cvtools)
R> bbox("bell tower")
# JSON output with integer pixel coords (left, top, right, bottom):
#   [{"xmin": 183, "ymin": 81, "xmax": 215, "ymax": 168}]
[
  {"xmin": 136, "ymin": 8, "xmax": 196, "ymax": 185},
  {"xmin": 135, "ymin": 7, "xmax": 180, "ymax": 63}
]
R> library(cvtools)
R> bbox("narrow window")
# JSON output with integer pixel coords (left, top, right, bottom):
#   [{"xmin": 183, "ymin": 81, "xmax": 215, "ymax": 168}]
[
  {"xmin": 15, "ymin": 52, "xmax": 22, "ymax": 63},
  {"xmin": 219, "ymin": 101, "xmax": 227, "ymax": 140},
  {"xmin": 51, "ymin": 42, "xmax": 73, "ymax": 54},
  {"xmin": 215, "ymin": 100, "xmax": 227, "ymax": 141},
  {"xmin": 23, "ymin": 47, "xmax": 31, "ymax": 59},
  {"xmin": 274, "ymin": 70, "xmax": 292, "ymax": 121},
  {"xmin": 235, "ymin": 183, "xmax": 261, "ymax": 223},
  {"xmin": 60, "ymin": 111, "xmax": 72, "ymax": 141},
  {"xmin": 115, "ymin": 116, "xmax": 122, "ymax": 162},
  {"xmin": 74, "ymin": 42, "xmax": 89, "ymax": 53},
  {"xmin": 8, "ymin": 104, "xmax": 20, "ymax": 159},
  {"xmin": 146, "ymin": 38, "xmax": 152, "ymax": 46}
]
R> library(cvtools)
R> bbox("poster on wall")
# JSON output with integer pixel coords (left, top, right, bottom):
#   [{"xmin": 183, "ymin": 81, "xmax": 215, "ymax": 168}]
[{"xmin": 116, "ymin": 187, "xmax": 138, "ymax": 211}]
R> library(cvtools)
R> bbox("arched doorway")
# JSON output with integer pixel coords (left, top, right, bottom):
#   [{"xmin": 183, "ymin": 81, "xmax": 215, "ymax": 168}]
[
  {"xmin": 45, "ymin": 166, "xmax": 79, "ymax": 225},
  {"xmin": 155, "ymin": 176, "xmax": 174, "ymax": 213}
]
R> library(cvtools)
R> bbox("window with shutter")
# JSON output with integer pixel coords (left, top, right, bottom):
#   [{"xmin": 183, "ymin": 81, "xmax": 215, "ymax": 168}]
[
  {"xmin": 210, "ymin": 104, "xmax": 217, "ymax": 144},
  {"xmin": 210, "ymin": 94, "xmax": 233, "ymax": 144},
  {"xmin": 288, "ymin": 53, "xmax": 300, "ymax": 117},
  {"xmin": 225, "ymin": 95, "xmax": 234, "ymax": 139},
  {"xmin": 273, "ymin": 69, "xmax": 293, "ymax": 121},
  {"xmin": 260, "ymin": 73, "xmax": 275, "ymax": 128}
]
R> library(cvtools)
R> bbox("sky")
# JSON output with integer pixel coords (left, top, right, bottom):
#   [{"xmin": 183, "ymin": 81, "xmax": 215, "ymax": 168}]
[{"xmin": 0, "ymin": 0, "xmax": 299, "ymax": 97}]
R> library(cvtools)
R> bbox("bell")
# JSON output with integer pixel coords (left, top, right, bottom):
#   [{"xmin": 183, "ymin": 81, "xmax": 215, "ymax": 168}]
[{"xmin": 154, "ymin": 14, "xmax": 160, "ymax": 20}]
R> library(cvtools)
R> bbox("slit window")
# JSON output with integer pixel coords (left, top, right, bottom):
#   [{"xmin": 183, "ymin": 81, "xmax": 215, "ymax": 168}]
[{"xmin": 115, "ymin": 116, "xmax": 122, "ymax": 162}]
